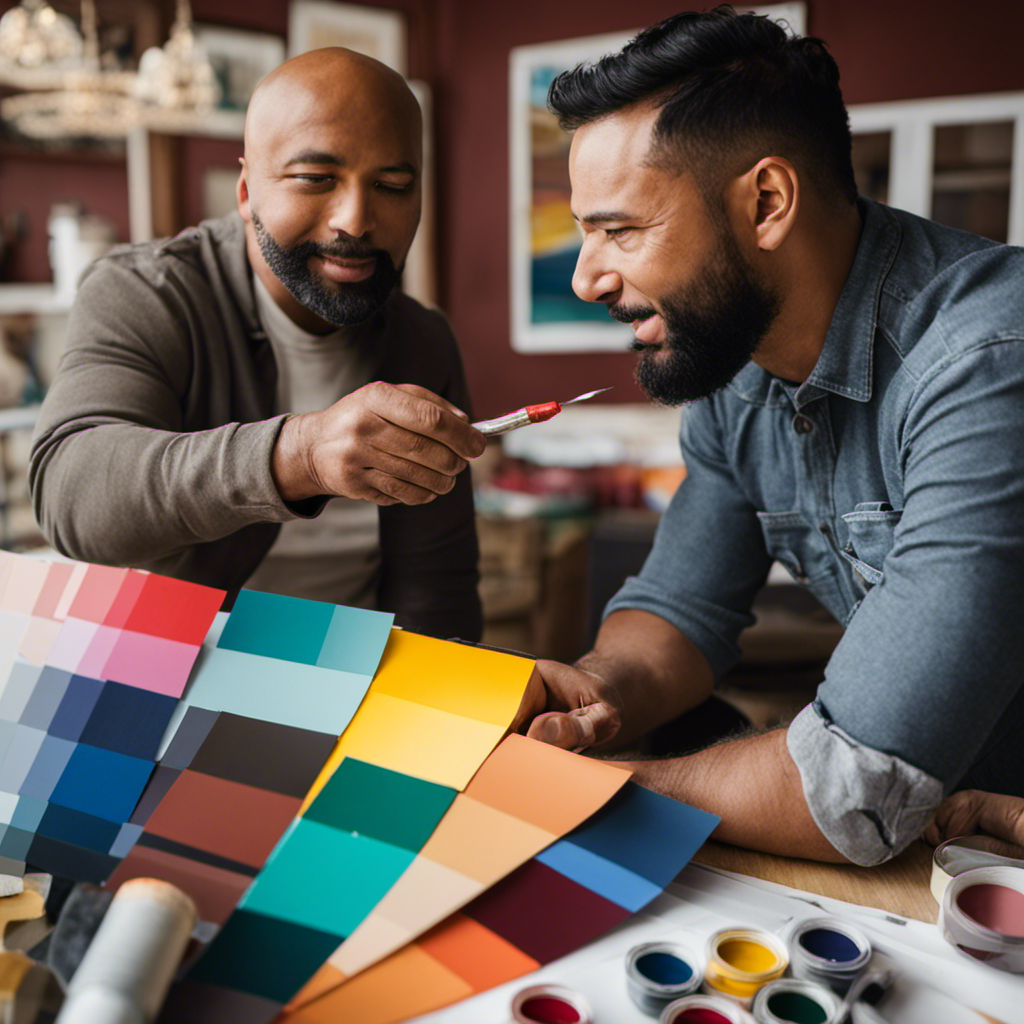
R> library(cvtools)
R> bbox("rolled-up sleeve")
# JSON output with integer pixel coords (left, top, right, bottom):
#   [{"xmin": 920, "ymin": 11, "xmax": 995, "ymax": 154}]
[
  {"xmin": 605, "ymin": 400, "xmax": 773, "ymax": 678},
  {"xmin": 787, "ymin": 701, "xmax": 943, "ymax": 865}
]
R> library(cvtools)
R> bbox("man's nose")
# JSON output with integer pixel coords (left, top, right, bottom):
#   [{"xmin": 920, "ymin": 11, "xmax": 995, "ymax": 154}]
[
  {"xmin": 327, "ymin": 187, "xmax": 376, "ymax": 238},
  {"xmin": 572, "ymin": 241, "xmax": 621, "ymax": 304}
]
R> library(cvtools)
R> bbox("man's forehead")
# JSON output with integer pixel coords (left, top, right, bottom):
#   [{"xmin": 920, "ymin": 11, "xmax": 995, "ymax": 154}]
[
  {"xmin": 568, "ymin": 111, "xmax": 670, "ymax": 218},
  {"xmin": 250, "ymin": 97, "xmax": 420, "ymax": 170}
]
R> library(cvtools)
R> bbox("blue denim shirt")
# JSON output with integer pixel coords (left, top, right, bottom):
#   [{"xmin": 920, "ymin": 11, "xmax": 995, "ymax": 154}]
[{"xmin": 607, "ymin": 198, "xmax": 1024, "ymax": 865}]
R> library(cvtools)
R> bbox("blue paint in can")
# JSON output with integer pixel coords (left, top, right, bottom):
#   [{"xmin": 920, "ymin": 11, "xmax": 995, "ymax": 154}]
[
  {"xmin": 636, "ymin": 951, "xmax": 694, "ymax": 986},
  {"xmin": 798, "ymin": 928, "xmax": 861, "ymax": 963}
]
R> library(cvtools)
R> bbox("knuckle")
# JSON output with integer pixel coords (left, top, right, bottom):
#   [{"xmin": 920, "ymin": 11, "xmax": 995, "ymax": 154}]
[
  {"xmin": 441, "ymin": 451, "xmax": 465, "ymax": 475},
  {"xmin": 408, "ymin": 432, "xmax": 431, "ymax": 458},
  {"xmin": 417, "ymin": 402, "xmax": 445, "ymax": 434}
]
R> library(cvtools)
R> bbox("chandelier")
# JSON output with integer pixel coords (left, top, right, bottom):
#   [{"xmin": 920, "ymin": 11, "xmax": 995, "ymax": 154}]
[{"xmin": 0, "ymin": 0, "xmax": 219, "ymax": 140}]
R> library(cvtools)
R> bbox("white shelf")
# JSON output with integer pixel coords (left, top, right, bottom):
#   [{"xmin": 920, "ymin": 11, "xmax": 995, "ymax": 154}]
[
  {"xmin": 0, "ymin": 284, "xmax": 72, "ymax": 315},
  {"xmin": 0, "ymin": 403, "xmax": 40, "ymax": 433}
]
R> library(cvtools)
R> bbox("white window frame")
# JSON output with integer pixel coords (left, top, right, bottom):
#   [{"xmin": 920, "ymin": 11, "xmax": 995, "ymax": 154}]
[{"xmin": 849, "ymin": 91, "xmax": 1024, "ymax": 245}]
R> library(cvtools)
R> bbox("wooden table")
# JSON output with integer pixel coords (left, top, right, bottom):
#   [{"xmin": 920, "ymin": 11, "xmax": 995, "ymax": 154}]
[{"xmin": 693, "ymin": 837, "xmax": 939, "ymax": 923}]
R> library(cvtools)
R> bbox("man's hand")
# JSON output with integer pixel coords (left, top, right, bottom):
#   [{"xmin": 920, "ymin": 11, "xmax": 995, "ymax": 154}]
[
  {"xmin": 523, "ymin": 659, "xmax": 624, "ymax": 751},
  {"xmin": 924, "ymin": 789, "xmax": 1024, "ymax": 853},
  {"xmin": 272, "ymin": 382, "xmax": 486, "ymax": 504}
]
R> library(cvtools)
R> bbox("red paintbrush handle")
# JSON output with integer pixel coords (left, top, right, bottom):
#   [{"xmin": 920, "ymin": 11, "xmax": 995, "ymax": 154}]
[{"xmin": 525, "ymin": 402, "xmax": 562, "ymax": 423}]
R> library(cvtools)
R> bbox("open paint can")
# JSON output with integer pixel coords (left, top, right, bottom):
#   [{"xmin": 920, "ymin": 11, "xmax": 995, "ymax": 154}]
[
  {"xmin": 626, "ymin": 941, "xmax": 703, "ymax": 1015},
  {"xmin": 510, "ymin": 983, "xmax": 594, "ymax": 1024},
  {"xmin": 702, "ymin": 927, "xmax": 788, "ymax": 1007},
  {"xmin": 751, "ymin": 977, "xmax": 842, "ymax": 1024},
  {"xmin": 659, "ymin": 992, "xmax": 753, "ymax": 1024},
  {"xmin": 938, "ymin": 864, "xmax": 1024, "ymax": 972},
  {"xmin": 787, "ymin": 916, "xmax": 872, "ymax": 994},
  {"xmin": 931, "ymin": 834, "xmax": 1024, "ymax": 903}
]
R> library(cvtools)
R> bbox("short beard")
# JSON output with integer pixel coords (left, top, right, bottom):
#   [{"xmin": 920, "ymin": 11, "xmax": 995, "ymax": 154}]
[
  {"xmin": 251, "ymin": 211, "xmax": 402, "ymax": 326},
  {"xmin": 612, "ymin": 223, "xmax": 779, "ymax": 406}
]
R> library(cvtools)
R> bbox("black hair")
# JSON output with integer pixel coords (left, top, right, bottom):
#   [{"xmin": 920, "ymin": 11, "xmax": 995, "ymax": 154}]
[{"xmin": 548, "ymin": 6, "xmax": 858, "ymax": 206}]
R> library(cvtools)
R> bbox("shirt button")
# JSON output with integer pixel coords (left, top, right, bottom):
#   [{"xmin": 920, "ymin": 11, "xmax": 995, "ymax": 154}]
[{"xmin": 793, "ymin": 414, "xmax": 814, "ymax": 434}]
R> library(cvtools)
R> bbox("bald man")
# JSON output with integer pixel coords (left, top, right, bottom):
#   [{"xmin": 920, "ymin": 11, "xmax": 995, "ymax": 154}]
[{"xmin": 29, "ymin": 49, "xmax": 485, "ymax": 639}]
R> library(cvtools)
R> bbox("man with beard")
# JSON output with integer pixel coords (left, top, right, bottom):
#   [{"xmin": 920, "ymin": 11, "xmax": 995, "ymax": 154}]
[
  {"xmin": 521, "ymin": 9, "xmax": 1024, "ymax": 864},
  {"xmin": 29, "ymin": 48, "xmax": 486, "ymax": 640}
]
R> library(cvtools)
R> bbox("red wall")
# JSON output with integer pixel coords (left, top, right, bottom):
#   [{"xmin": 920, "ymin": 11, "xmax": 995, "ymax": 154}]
[
  {"xmin": 431, "ymin": 0, "xmax": 1024, "ymax": 414},
  {"xmin": 4, "ymin": 0, "xmax": 1024, "ymax": 414}
]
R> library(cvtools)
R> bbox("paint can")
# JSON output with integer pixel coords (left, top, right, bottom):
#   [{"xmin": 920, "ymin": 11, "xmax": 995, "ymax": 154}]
[
  {"xmin": 702, "ymin": 927, "xmax": 788, "ymax": 1007},
  {"xmin": 510, "ymin": 983, "xmax": 594, "ymax": 1024},
  {"xmin": 938, "ymin": 864, "xmax": 1024, "ymax": 973},
  {"xmin": 787, "ymin": 916, "xmax": 872, "ymax": 995},
  {"xmin": 750, "ymin": 977, "xmax": 842, "ymax": 1024},
  {"xmin": 659, "ymin": 992, "xmax": 753, "ymax": 1024},
  {"xmin": 626, "ymin": 941, "xmax": 703, "ymax": 1015},
  {"xmin": 930, "ymin": 834, "xmax": 1024, "ymax": 903},
  {"xmin": 54, "ymin": 877, "xmax": 196, "ymax": 1024}
]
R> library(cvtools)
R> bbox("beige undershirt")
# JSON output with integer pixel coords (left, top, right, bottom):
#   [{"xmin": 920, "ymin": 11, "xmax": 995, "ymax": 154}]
[{"xmin": 245, "ymin": 275, "xmax": 381, "ymax": 606}]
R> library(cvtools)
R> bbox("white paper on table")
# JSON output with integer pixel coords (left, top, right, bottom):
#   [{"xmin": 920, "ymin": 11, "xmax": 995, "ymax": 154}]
[{"xmin": 408, "ymin": 863, "xmax": 1024, "ymax": 1024}]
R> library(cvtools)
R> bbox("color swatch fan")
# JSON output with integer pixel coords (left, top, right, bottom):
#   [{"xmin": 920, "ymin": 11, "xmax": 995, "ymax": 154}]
[
  {"xmin": 105, "ymin": 588, "xmax": 398, "ymax": 924},
  {"xmin": 0, "ymin": 554, "xmax": 224, "ymax": 882},
  {"xmin": 283, "ymin": 782, "xmax": 721, "ymax": 1024}
]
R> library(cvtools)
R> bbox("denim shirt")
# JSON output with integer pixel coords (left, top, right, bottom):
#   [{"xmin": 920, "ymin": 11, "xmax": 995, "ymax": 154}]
[{"xmin": 607, "ymin": 198, "xmax": 1024, "ymax": 865}]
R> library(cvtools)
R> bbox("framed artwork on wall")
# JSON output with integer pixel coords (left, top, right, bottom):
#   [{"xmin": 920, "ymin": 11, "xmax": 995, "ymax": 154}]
[
  {"xmin": 508, "ymin": 4, "xmax": 806, "ymax": 354},
  {"xmin": 287, "ymin": 1, "xmax": 407, "ymax": 74},
  {"xmin": 194, "ymin": 26, "xmax": 286, "ymax": 112}
]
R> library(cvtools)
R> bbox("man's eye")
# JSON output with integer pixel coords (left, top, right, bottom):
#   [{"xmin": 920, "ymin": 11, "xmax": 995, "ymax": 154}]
[
  {"xmin": 376, "ymin": 181, "xmax": 413, "ymax": 194},
  {"xmin": 605, "ymin": 227, "xmax": 633, "ymax": 238},
  {"xmin": 292, "ymin": 174, "xmax": 332, "ymax": 184}
]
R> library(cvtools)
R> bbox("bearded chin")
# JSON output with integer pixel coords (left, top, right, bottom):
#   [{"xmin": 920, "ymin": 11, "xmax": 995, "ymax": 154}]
[
  {"xmin": 250, "ymin": 211, "xmax": 402, "ymax": 326},
  {"xmin": 633, "ymin": 253, "xmax": 779, "ymax": 406}
]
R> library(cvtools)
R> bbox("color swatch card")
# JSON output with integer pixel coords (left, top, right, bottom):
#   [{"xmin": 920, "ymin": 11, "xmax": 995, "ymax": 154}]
[
  {"xmin": 301, "ymin": 629, "xmax": 542, "ymax": 803},
  {"xmin": 199, "ymin": 736, "xmax": 627, "ymax": 1007},
  {"xmin": 158, "ymin": 589, "xmax": 395, "ymax": 755},
  {"xmin": 0, "ymin": 554, "xmax": 224, "ymax": 881},
  {"xmin": 106, "ymin": 709, "xmax": 338, "ymax": 925},
  {"xmin": 320, "ymin": 735, "xmax": 631, "ymax": 982},
  {"xmin": 282, "ymin": 783, "xmax": 721, "ymax": 1024}
]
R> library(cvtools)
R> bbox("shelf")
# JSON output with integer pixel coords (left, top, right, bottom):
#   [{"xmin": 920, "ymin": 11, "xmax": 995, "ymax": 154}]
[
  {"xmin": 0, "ymin": 284, "xmax": 73, "ymax": 315},
  {"xmin": 147, "ymin": 108, "xmax": 246, "ymax": 140},
  {"xmin": 0, "ymin": 403, "xmax": 40, "ymax": 433}
]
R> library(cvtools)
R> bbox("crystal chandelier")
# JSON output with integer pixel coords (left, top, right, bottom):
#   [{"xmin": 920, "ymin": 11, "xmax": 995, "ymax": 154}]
[
  {"xmin": 0, "ymin": 0, "xmax": 219, "ymax": 140},
  {"xmin": 0, "ymin": 0, "xmax": 82, "ymax": 88}
]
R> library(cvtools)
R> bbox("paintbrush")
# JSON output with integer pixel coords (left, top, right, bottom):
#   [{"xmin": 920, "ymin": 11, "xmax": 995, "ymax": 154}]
[{"xmin": 472, "ymin": 388, "xmax": 613, "ymax": 436}]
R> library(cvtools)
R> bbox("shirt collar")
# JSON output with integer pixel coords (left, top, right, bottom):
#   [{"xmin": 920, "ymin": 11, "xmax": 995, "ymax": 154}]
[{"xmin": 794, "ymin": 197, "xmax": 901, "ymax": 406}]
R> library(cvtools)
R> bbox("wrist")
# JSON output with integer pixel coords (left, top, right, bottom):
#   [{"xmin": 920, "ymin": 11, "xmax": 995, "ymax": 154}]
[{"xmin": 271, "ymin": 413, "xmax": 320, "ymax": 502}]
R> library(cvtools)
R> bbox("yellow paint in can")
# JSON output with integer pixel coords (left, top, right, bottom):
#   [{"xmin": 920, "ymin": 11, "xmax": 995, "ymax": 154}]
[{"xmin": 703, "ymin": 928, "xmax": 788, "ymax": 1007}]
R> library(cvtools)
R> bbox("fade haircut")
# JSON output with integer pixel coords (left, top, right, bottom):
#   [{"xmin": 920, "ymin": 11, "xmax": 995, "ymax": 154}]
[{"xmin": 548, "ymin": 6, "xmax": 858, "ymax": 207}]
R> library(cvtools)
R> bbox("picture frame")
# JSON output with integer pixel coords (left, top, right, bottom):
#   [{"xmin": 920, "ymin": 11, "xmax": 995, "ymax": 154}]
[
  {"xmin": 193, "ymin": 25, "xmax": 286, "ymax": 113},
  {"xmin": 287, "ymin": 1, "xmax": 407, "ymax": 74},
  {"xmin": 508, "ymin": 4, "xmax": 806, "ymax": 353}
]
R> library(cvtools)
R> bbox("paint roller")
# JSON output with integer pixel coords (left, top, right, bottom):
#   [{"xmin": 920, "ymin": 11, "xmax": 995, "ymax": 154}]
[{"xmin": 53, "ymin": 878, "xmax": 196, "ymax": 1024}]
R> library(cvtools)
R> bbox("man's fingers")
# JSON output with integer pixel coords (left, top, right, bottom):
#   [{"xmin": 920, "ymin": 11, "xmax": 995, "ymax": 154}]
[
  {"xmin": 362, "ymin": 468, "xmax": 438, "ymax": 505},
  {"xmin": 527, "ymin": 703, "xmax": 620, "ymax": 751},
  {"xmin": 367, "ymin": 383, "xmax": 485, "ymax": 458},
  {"xmin": 924, "ymin": 790, "xmax": 1024, "ymax": 850},
  {"xmin": 392, "ymin": 383, "xmax": 471, "ymax": 420},
  {"xmin": 973, "ymin": 791, "xmax": 1024, "ymax": 847},
  {"xmin": 368, "ymin": 446, "xmax": 462, "ymax": 495}
]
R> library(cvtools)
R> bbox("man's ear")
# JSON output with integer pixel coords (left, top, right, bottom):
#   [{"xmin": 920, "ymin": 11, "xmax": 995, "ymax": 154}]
[
  {"xmin": 236, "ymin": 158, "xmax": 251, "ymax": 222},
  {"xmin": 733, "ymin": 156, "xmax": 799, "ymax": 252}
]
